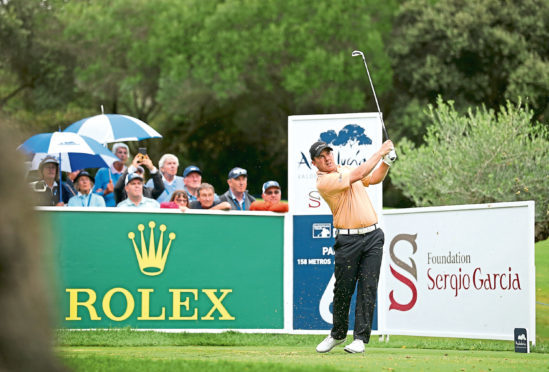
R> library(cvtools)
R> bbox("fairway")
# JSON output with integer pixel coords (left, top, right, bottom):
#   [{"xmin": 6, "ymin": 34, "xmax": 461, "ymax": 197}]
[{"xmin": 59, "ymin": 344, "xmax": 549, "ymax": 371}]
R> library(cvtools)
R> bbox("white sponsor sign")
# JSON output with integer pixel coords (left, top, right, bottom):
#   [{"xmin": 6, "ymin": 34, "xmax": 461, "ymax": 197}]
[
  {"xmin": 379, "ymin": 201, "xmax": 536, "ymax": 342},
  {"xmin": 288, "ymin": 113, "xmax": 383, "ymax": 215}
]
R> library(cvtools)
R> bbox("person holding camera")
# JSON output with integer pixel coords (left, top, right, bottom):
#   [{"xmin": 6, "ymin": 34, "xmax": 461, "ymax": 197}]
[
  {"xmin": 113, "ymin": 152, "xmax": 164, "ymax": 204},
  {"xmin": 30, "ymin": 155, "xmax": 72, "ymax": 206}
]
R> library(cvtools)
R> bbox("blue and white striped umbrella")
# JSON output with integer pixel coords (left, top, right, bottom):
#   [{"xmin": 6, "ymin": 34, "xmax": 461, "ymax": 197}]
[
  {"xmin": 18, "ymin": 132, "xmax": 119, "ymax": 171},
  {"xmin": 64, "ymin": 114, "xmax": 162, "ymax": 144}
]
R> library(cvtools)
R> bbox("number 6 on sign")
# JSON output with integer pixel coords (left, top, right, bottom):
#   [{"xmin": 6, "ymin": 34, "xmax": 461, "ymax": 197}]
[{"xmin": 319, "ymin": 274, "xmax": 336, "ymax": 324}]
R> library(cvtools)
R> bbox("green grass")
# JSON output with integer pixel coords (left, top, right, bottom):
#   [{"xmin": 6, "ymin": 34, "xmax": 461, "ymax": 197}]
[
  {"xmin": 55, "ymin": 239, "xmax": 549, "ymax": 371},
  {"xmin": 59, "ymin": 345, "xmax": 549, "ymax": 372},
  {"xmin": 537, "ymin": 238, "xmax": 549, "ymax": 345},
  {"xmin": 55, "ymin": 330, "xmax": 539, "ymax": 351}
]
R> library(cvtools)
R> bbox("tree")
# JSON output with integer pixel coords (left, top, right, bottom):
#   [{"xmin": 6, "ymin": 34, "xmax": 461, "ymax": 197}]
[
  {"xmin": 154, "ymin": 0, "xmax": 399, "ymax": 192},
  {"xmin": 58, "ymin": 0, "xmax": 174, "ymax": 122},
  {"xmin": 0, "ymin": 0, "xmax": 76, "ymax": 115},
  {"xmin": 391, "ymin": 97, "xmax": 549, "ymax": 241},
  {"xmin": 389, "ymin": 0, "xmax": 549, "ymax": 143}
]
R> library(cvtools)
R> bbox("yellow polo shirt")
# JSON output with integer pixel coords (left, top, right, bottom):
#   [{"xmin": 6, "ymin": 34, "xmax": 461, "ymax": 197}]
[{"xmin": 316, "ymin": 165, "xmax": 378, "ymax": 229}]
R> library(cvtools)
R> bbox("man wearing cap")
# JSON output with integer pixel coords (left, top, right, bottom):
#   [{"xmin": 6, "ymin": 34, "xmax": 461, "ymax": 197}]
[
  {"xmin": 182, "ymin": 165, "xmax": 202, "ymax": 202},
  {"xmin": 93, "ymin": 142, "xmax": 129, "ymax": 207},
  {"xmin": 31, "ymin": 155, "xmax": 72, "ymax": 206},
  {"xmin": 117, "ymin": 173, "xmax": 160, "ymax": 209},
  {"xmin": 250, "ymin": 181, "xmax": 289, "ymax": 213},
  {"xmin": 115, "ymin": 153, "xmax": 164, "ymax": 204},
  {"xmin": 67, "ymin": 171, "xmax": 106, "ymax": 207},
  {"xmin": 311, "ymin": 139, "xmax": 395, "ymax": 354},
  {"xmin": 146, "ymin": 154, "xmax": 184, "ymax": 203},
  {"xmin": 219, "ymin": 167, "xmax": 256, "ymax": 211},
  {"xmin": 182, "ymin": 165, "xmax": 221, "ymax": 203}
]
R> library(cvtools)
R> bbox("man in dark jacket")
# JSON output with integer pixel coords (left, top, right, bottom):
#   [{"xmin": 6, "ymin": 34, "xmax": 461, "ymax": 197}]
[
  {"xmin": 219, "ymin": 167, "xmax": 255, "ymax": 210},
  {"xmin": 113, "ymin": 153, "xmax": 164, "ymax": 204},
  {"xmin": 30, "ymin": 156, "xmax": 72, "ymax": 206}
]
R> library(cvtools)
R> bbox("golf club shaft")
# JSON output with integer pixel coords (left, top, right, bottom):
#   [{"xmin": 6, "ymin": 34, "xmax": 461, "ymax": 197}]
[
  {"xmin": 360, "ymin": 55, "xmax": 389, "ymax": 140},
  {"xmin": 352, "ymin": 50, "xmax": 396, "ymax": 161}
]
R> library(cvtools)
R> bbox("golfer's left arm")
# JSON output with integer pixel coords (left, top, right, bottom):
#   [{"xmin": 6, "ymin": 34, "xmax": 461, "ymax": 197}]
[{"xmin": 368, "ymin": 162, "xmax": 390, "ymax": 185}]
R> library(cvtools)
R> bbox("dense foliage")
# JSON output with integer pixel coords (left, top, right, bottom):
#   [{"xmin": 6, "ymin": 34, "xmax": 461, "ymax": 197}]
[
  {"xmin": 389, "ymin": 0, "xmax": 549, "ymax": 143},
  {"xmin": 391, "ymin": 97, "xmax": 549, "ymax": 240}
]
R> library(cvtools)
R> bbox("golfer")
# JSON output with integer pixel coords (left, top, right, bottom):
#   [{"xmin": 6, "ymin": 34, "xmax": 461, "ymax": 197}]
[{"xmin": 311, "ymin": 139, "xmax": 395, "ymax": 354}]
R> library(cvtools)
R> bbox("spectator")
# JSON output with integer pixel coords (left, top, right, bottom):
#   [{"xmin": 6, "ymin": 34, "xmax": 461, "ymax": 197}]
[
  {"xmin": 30, "ymin": 155, "xmax": 71, "ymax": 206},
  {"xmin": 67, "ymin": 171, "xmax": 106, "ymax": 207},
  {"xmin": 93, "ymin": 143, "xmax": 129, "ymax": 207},
  {"xmin": 182, "ymin": 165, "xmax": 202, "ymax": 202},
  {"xmin": 147, "ymin": 154, "xmax": 185, "ymax": 203},
  {"xmin": 182, "ymin": 165, "xmax": 221, "ymax": 203},
  {"xmin": 117, "ymin": 173, "xmax": 160, "ymax": 209},
  {"xmin": 250, "ymin": 181, "xmax": 289, "ymax": 213},
  {"xmin": 189, "ymin": 183, "xmax": 231, "ymax": 210},
  {"xmin": 219, "ymin": 167, "xmax": 256, "ymax": 210},
  {"xmin": 160, "ymin": 190, "xmax": 189, "ymax": 211},
  {"xmin": 114, "ymin": 153, "xmax": 164, "ymax": 204}
]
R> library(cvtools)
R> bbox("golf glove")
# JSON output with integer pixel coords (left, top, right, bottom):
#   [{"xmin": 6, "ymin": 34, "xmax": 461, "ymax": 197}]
[{"xmin": 383, "ymin": 150, "xmax": 397, "ymax": 166}]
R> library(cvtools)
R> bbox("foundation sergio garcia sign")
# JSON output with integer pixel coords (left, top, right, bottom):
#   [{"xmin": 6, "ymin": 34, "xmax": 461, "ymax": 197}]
[
  {"xmin": 43, "ymin": 210, "xmax": 285, "ymax": 330},
  {"xmin": 378, "ymin": 202, "xmax": 536, "ymax": 341}
]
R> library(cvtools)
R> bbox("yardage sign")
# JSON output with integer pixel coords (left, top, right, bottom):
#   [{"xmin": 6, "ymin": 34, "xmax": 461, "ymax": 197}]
[
  {"xmin": 288, "ymin": 113, "xmax": 383, "ymax": 331},
  {"xmin": 379, "ymin": 202, "xmax": 536, "ymax": 342}
]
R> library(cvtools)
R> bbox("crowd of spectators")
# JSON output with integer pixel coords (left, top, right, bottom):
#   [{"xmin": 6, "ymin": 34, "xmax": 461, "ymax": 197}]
[{"xmin": 30, "ymin": 143, "xmax": 288, "ymax": 213}]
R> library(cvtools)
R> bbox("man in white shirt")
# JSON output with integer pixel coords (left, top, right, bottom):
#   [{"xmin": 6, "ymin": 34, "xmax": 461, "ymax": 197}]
[
  {"xmin": 117, "ymin": 173, "xmax": 160, "ymax": 209},
  {"xmin": 146, "ymin": 153, "xmax": 185, "ymax": 203}
]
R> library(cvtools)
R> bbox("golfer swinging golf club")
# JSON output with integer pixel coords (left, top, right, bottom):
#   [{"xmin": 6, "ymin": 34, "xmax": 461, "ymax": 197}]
[{"xmin": 311, "ymin": 138, "xmax": 395, "ymax": 354}]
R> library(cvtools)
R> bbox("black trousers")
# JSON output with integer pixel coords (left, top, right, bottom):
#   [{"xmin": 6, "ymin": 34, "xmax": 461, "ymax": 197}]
[{"xmin": 330, "ymin": 228, "xmax": 384, "ymax": 342}]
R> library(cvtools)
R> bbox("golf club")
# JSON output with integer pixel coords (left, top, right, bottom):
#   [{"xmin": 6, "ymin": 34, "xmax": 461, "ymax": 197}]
[{"xmin": 352, "ymin": 50, "xmax": 397, "ymax": 162}]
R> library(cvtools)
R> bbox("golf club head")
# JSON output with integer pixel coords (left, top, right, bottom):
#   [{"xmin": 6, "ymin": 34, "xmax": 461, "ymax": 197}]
[{"xmin": 351, "ymin": 50, "xmax": 364, "ymax": 57}]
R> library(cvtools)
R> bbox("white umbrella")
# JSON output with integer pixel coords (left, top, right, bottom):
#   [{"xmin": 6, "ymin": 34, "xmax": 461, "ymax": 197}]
[
  {"xmin": 64, "ymin": 112, "xmax": 162, "ymax": 144},
  {"xmin": 19, "ymin": 132, "xmax": 119, "ymax": 172}
]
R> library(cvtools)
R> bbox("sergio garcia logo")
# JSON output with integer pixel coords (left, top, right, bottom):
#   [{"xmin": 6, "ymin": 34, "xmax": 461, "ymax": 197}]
[
  {"xmin": 388, "ymin": 233, "xmax": 418, "ymax": 312},
  {"xmin": 128, "ymin": 221, "xmax": 176, "ymax": 276}
]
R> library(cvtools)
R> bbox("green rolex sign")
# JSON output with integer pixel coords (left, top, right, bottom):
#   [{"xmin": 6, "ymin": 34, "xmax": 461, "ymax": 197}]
[{"xmin": 41, "ymin": 210, "xmax": 284, "ymax": 330}]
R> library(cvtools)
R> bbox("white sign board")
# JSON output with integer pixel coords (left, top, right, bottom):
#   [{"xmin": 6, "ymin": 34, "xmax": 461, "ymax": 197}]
[
  {"xmin": 288, "ymin": 113, "xmax": 383, "ymax": 215},
  {"xmin": 379, "ymin": 202, "xmax": 536, "ymax": 342}
]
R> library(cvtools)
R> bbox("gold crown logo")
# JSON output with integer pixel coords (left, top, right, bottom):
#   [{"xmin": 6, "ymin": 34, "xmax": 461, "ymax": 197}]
[{"xmin": 128, "ymin": 221, "xmax": 176, "ymax": 276}]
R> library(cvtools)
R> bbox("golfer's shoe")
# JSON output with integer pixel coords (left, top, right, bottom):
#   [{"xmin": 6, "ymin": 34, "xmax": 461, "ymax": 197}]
[
  {"xmin": 344, "ymin": 339, "xmax": 365, "ymax": 354},
  {"xmin": 316, "ymin": 335, "xmax": 346, "ymax": 353}
]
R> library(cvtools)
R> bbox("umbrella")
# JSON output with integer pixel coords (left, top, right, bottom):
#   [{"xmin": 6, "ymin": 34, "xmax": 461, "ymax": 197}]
[
  {"xmin": 18, "ymin": 132, "xmax": 119, "ymax": 171},
  {"xmin": 64, "ymin": 113, "xmax": 162, "ymax": 144},
  {"xmin": 29, "ymin": 153, "xmax": 104, "ymax": 172}
]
